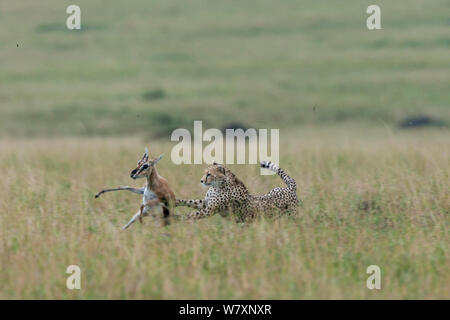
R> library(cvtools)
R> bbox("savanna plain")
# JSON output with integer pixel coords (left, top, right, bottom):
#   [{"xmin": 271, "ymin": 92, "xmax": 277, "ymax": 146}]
[{"xmin": 0, "ymin": 0, "xmax": 449, "ymax": 299}]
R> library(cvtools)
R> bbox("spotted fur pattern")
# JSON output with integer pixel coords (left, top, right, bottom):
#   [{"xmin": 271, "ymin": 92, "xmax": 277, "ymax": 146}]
[
  {"xmin": 252, "ymin": 161, "xmax": 298, "ymax": 216},
  {"xmin": 177, "ymin": 161, "xmax": 298, "ymax": 222}
]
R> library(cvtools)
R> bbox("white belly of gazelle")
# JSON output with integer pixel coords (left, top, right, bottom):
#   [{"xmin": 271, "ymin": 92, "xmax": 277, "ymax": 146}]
[
  {"xmin": 143, "ymin": 187, "xmax": 157, "ymax": 203},
  {"xmin": 122, "ymin": 187, "xmax": 162, "ymax": 230},
  {"xmin": 142, "ymin": 187, "xmax": 161, "ymax": 216}
]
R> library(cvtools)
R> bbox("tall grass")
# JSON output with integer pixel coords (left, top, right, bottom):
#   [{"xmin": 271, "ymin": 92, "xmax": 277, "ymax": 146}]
[{"xmin": 0, "ymin": 128, "xmax": 448, "ymax": 299}]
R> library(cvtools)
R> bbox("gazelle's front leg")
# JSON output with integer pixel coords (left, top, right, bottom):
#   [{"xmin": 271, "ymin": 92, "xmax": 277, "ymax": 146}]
[
  {"xmin": 121, "ymin": 210, "xmax": 141, "ymax": 230},
  {"xmin": 95, "ymin": 186, "xmax": 144, "ymax": 198},
  {"xmin": 121, "ymin": 199, "xmax": 161, "ymax": 230},
  {"xmin": 176, "ymin": 199, "xmax": 206, "ymax": 210}
]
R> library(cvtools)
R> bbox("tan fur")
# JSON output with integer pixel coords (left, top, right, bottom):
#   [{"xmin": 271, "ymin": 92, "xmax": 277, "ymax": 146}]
[
  {"xmin": 95, "ymin": 148, "xmax": 176, "ymax": 229},
  {"xmin": 139, "ymin": 166, "xmax": 176, "ymax": 226},
  {"xmin": 177, "ymin": 161, "xmax": 298, "ymax": 221},
  {"xmin": 178, "ymin": 163, "xmax": 254, "ymax": 222}
]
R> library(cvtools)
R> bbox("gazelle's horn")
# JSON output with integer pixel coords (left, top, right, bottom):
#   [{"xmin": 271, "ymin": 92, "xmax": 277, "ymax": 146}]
[{"xmin": 143, "ymin": 147, "xmax": 149, "ymax": 160}]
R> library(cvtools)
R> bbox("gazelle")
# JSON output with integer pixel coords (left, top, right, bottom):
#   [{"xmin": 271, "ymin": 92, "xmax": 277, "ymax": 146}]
[{"xmin": 95, "ymin": 147, "xmax": 176, "ymax": 230}]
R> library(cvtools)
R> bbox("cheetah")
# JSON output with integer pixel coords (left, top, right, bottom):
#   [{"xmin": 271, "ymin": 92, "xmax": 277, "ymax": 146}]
[
  {"xmin": 176, "ymin": 161, "xmax": 298, "ymax": 221},
  {"xmin": 176, "ymin": 162, "xmax": 252, "ymax": 221},
  {"xmin": 251, "ymin": 161, "xmax": 298, "ymax": 216}
]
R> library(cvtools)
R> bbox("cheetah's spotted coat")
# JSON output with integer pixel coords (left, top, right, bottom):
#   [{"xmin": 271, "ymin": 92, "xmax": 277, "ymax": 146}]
[{"xmin": 176, "ymin": 161, "xmax": 298, "ymax": 221}]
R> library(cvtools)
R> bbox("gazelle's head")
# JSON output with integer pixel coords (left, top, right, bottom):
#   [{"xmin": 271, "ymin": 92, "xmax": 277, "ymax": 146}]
[{"xmin": 130, "ymin": 147, "xmax": 163, "ymax": 180}]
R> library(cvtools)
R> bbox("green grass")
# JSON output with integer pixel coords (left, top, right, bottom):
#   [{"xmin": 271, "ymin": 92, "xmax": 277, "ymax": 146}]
[
  {"xmin": 0, "ymin": 1, "xmax": 448, "ymax": 299},
  {"xmin": 0, "ymin": 0, "xmax": 449, "ymax": 137},
  {"xmin": 0, "ymin": 129, "xmax": 448, "ymax": 299}
]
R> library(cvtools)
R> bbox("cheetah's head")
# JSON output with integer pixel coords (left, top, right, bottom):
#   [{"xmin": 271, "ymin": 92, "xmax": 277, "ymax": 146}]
[{"xmin": 200, "ymin": 162, "xmax": 226, "ymax": 187}]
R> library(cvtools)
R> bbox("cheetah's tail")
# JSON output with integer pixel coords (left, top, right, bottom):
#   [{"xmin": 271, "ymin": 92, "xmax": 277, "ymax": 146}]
[{"xmin": 260, "ymin": 161, "xmax": 297, "ymax": 190}]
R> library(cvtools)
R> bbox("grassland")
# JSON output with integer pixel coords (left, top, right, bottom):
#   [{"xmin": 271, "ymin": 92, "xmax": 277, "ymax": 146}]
[
  {"xmin": 0, "ymin": 0, "xmax": 449, "ymax": 137},
  {"xmin": 0, "ymin": 128, "xmax": 448, "ymax": 299},
  {"xmin": 0, "ymin": 0, "xmax": 449, "ymax": 299}
]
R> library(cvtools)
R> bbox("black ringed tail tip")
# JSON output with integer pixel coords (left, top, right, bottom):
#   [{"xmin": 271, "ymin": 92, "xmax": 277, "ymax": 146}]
[
  {"xmin": 261, "ymin": 161, "xmax": 270, "ymax": 168},
  {"xmin": 261, "ymin": 161, "xmax": 275, "ymax": 169}
]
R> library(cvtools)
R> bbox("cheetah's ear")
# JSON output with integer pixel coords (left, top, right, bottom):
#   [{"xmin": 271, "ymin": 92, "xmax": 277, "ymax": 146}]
[
  {"xmin": 217, "ymin": 165, "xmax": 225, "ymax": 174},
  {"xmin": 212, "ymin": 161, "xmax": 225, "ymax": 173}
]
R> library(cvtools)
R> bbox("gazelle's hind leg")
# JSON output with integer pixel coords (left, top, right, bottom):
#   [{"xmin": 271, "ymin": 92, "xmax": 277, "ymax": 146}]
[{"xmin": 138, "ymin": 199, "xmax": 161, "ymax": 224}]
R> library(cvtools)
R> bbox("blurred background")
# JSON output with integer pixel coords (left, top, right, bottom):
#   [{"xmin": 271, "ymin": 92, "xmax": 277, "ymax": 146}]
[{"xmin": 1, "ymin": 0, "xmax": 448, "ymax": 138}]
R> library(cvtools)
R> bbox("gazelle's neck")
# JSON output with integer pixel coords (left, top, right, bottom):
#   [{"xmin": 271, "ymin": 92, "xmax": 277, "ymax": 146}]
[{"xmin": 146, "ymin": 168, "xmax": 160, "ymax": 190}]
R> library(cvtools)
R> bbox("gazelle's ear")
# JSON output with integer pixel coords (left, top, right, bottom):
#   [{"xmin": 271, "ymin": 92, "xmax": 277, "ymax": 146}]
[{"xmin": 153, "ymin": 154, "xmax": 163, "ymax": 164}]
